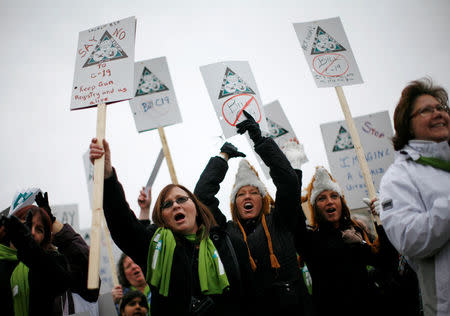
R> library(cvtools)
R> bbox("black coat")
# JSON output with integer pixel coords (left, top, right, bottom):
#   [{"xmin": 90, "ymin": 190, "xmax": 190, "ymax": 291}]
[
  {"xmin": 103, "ymin": 170, "xmax": 252, "ymax": 316},
  {"xmin": 1, "ymin": 216, "xmax": 73, "ymax": 316},
  {"xmin": 194, "ymin": 137, "xmax": 307, "ymax": 315}
]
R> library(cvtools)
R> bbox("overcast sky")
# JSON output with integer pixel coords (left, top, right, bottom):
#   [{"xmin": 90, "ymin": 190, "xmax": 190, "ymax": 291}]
[{"xmin": 1, "ymin": 0, "xmax": 449, "ymax": 229}]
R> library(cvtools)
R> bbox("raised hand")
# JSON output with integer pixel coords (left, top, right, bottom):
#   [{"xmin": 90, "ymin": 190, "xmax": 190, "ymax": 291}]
[
  {"xmin": 89, "ymin": 138, "xmax": 113, "ymax": 178},
  {"xmin": 220, "ymin": 142, "xmax": 246, "ymax": 159},
  {"xmin": 236, "ymin": 110, "xmax": 263, "ymax": 144},
  {"xmin": 35, "ymin": 192, "xmax": 56, "ymax": 223}
]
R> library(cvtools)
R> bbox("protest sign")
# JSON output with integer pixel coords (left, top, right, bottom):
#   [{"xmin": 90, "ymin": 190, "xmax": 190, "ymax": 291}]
[
  {"xmin": 129, "ymin": 57, "xmax": 182, "ymax": 132},
  {"xmin": 293, "ymin": 17, "xmax": 363, "ymax": 88},
  {"xmin": 200, "ymin": 61, "xmax": 268, "ymax": 138},
  {"xmin": 52, "ymin": 204, "xmax": 79, "ymax": 231},
  {"xmin": 320, "ymin": 111, "xmax": 394, "ymax": 209},
  {"xmin": 253, "ymin": 100, "xmax": 307, "ymax": 179},
  {"xmin": 71, "ymin": 17, "xmax": 137, "ymax": 288},
  {"xmin": 71, "ymin": 16, "xmax": 136, "ymax": 110}
]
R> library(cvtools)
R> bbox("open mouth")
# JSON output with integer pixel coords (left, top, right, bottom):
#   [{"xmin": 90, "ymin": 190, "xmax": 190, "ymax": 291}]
[
  {"xmin": 244, "ymin": 202, "xmax": 253, "ymax": 210},
  {"xmin": 326, "ymin": 208, "xmax": 336, "ymax": 214},
  {"xmin": 174, "ymin": 213, "xmax": 185, "ymax": 222}
]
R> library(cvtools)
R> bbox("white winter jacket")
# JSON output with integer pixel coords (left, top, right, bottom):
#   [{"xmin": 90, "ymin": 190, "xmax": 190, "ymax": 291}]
[{"xmin": 379, "ymin": 140, "xmax": 450, "ymax": 316}]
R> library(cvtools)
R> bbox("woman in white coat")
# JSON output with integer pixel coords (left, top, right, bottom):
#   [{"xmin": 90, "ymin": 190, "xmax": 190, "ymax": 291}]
[{"xmin": 379, "ymin": 77, "xmax": 450, "ymax": 316}]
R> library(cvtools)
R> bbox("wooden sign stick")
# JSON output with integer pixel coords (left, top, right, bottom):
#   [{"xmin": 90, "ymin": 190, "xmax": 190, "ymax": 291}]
[
  {"xmin": 158, "ymin": 127, "xmax": 178, "ymax": 184},
  {"xmin": 334, "ymin": 87, "xmax": 380, "ymax": 234},
  {"xmin": 88, "ymin": 103, "xmax": 106, "ymax": 289},
  {"xmin": 101, "ymin": 214, "xmax": 119, "ymax": 287}
]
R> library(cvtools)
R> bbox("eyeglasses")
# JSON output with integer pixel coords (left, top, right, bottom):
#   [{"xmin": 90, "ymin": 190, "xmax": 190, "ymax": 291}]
[
  {"xmin": 410, "ymin": 104, "xmax": 450, "ymax": 118},
  {"xmin": 161, "ymin": 196, "xmax": 190, "ymax": 210}
]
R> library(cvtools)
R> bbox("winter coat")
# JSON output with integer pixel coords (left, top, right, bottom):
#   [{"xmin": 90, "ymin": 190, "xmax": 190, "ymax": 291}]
[
  {"xmin": 52, "ymin": 224, "xmax": 100, "ymax": 314},
  {"xmin": 379, "ymin": 140, "xmax": 450, "ymax": 316},
  {"xmin": 1, "ymin": 216, "xmax": 74, "ymax": 316},
  {"xmin": 194, "ymin": 137, "xmax": 306, "ymax": 315},
  {"xmin": 103, "ymin": 170, "xmax": 252, "ymax": 316},
  {"xmin": 295, "ymin": 210, "xmax": 382, "ymax": 316}
]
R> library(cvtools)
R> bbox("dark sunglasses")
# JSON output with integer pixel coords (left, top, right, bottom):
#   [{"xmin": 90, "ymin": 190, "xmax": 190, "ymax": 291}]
[{"xmin": 161, "ymin": 196, "xmax": 190, "ymax": 210}]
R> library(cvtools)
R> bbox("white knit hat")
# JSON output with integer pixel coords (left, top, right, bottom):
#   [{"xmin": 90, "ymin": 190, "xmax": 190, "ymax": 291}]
[
  {"xmin": 309, "ymin": 167, "xmax": 342, "ymax": 205},
  {"xmin": 230, "ymin": 159, "xmax": 267, "ymax": 203}
]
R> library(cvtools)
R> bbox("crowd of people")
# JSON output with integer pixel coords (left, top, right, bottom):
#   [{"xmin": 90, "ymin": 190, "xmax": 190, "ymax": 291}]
[{"xmin": 1, "ymin": 77, "xmax": 448, "ymax": 315}]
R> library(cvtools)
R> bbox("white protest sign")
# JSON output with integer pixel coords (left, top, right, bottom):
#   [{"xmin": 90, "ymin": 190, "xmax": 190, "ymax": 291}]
[
  {"xmin": 82, "ymin": 150, "xmax": 94, "ymax": 210},
  {"xmin": 71, "ymin": 16, "xmax": 136, "ymax": 110},
  {"xmin": 52, "ymin": 204, "xmax": 79, "ymax": 231},
  {"xmin": 79, "ymin": 227, "xmax": 122, "ymax": 295},
  {"xmin": 9, "ymin": 188, "xmax": 41, "ymax": 215},
  {"xmin": 253, "ymin": 100, "xmax": 304, "ymax": 179},
  {"xmin": 129, "ymin": 57, "xmax": 182, "ymax": 132},
  {"xmin": 293, "ymin": 17, "xmax": 363, "ymax": 88},
  {"xmin": 200, "ymin": 61, "xmax": 269, "ymax": 138},
  {"xmin": 320, "ymin": 111, "xmax": 394, "ymax": 209}
]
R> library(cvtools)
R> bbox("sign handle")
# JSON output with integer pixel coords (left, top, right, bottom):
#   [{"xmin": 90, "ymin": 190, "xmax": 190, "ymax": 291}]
[
  {"xmin": 334, "ymin": 87, "xmax": 380, "ymax": 234},
  {"xmin": 158, "ymin": 127, "xmax": 178, "ymax": 184},
  {"xmin": 101, "ymin": 214, "xmax": 119, "ymax": 287},
  {"xmin": 88, "ymin": 103, "xmax": 106, "ymax": 289}
]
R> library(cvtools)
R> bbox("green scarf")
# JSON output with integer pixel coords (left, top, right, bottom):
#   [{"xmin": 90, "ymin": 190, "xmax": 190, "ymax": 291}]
[
  {"xmin": 416, "ymin": 156, "xmax": 450, "ymax": 172},
  {"xmin": 146, "ymin": 227, "xmax": 229, "ymax": 297},
  {"xmin": 0, "ymin": 244, "xmax": 30, "ymax": 316}
]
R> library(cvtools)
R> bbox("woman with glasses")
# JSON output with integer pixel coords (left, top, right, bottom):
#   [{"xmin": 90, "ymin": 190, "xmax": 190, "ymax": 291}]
[
  {"xmin": 378, "ymin": 77, "xmax": 450, "ymax": 316},
  {"xmin": 89, "ymin": 138, "xmax": 252, "ymax": 316}
]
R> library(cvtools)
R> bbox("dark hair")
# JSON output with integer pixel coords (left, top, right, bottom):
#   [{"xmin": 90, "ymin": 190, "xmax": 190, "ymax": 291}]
[
  {"xmin": 117, "ymin": 253, "xmax": 131, "ymax": 288},
  {"xmin": 312, "ymin": 196, "xmax": 352, "ymax": 229},
  {"xmin": 152, "ymin": 184, "xmax": 217, "ymax": 240},
  {"xmin": 13, "ymin": 205, "xmax": 52, "ymax": 250},
  {"xmin": 392, "ymin": 77, "xmax": 449, "ymax": 150},
  {"xmin": 119, "ymin": 290, "xmax": 148, "ymax": 313}
]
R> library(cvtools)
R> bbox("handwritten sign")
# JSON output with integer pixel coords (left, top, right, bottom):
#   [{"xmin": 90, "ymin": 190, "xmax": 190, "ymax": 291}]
[
  {"xmin": 129, "ymin": 57, "xmax": 182, "ymax": 132},
  {"xmin": 52, "ymin": 204, "xmax": 80, "ymax": 231},
  {"xmin": 293, "ymin": 17, "xmax": 363, "ymax": 88},
  {"xmin": 320, "ymin": 111, "xmax": 394, "ymax": 209},
  {"xmin": 200, "ymin": 61, "xmax": 268, "ymax": 138},
  {"xmin": 71, "ymin": 16, "xmax": 136, "ymax": 110},
  {"xmin": 254, "ymin": 100, "xmax": 300, "ymax": 179}
]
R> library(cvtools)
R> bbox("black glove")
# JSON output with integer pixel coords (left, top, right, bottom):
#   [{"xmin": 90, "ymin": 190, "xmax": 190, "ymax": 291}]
[
  {"xmin": 35, "ymin": 192, "xmax": 56, "ymax": 223},
  {"xmin": 220, "ymin": 142, "xmax": 246, "ymax": 159},
  {"xmin": 236, "ymin": 110, "xmax": 263, "ymax": 145}
]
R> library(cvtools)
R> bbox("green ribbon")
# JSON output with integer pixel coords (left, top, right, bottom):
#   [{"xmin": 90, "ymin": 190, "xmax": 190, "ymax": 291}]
[
  {"xmin": 146, "ymin": 227, "xmax": 229, "ymax": 297},
  {"xmin": 416, "ymin": 156, "xmax": 450, "ymax": 172}
]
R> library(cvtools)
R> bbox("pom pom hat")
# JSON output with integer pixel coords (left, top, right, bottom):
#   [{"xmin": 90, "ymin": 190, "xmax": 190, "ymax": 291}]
[{"xmin": 230, "ymin": 159, "xmax": 279, "ymax": 271}]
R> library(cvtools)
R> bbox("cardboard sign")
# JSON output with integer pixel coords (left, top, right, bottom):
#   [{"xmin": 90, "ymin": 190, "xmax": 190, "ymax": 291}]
[
  {"xmin": 129, "ymin": 57, "xmax": 182, "ymax": 132},
  {"xmin": 293, "ymin": 17, "xmax": 363, "ymax": 88},
  {"xmin": 71, "ymin": 16, "xmax": 136, "ymax": 110},
  {"xmin": 200, "ymin": 61, "xmax": 269, "ymax": 138},
  {"xmin": 52, "ymin": 204, "xmax": 79, "ymax": 231},
  {"xmin": 145, "ymin": 148, "xmax": 165, "ymax": 191},
  {"xmin": 254, "ymin": 100, "xmax": 303, "ymax": 179},
  {"xmin": 320, "ymin": 111, "xmax": 394, "ymax": 209}
]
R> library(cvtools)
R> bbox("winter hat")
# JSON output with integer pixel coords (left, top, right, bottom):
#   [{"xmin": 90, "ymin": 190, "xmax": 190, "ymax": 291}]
[
  {"xmin": 309, "ymin": 167, "xmax": 342, "ymax": 206},
  {"xmin": 302, "ymin": 166, "xmax": 344, "ymax": 228},
  {"xmin": 230, "ymin": 160, "xmax": 267, "ymax": 204},
  {"xmin": 229, "ymin": 159, "xmax": 279, "ymax": 271}
]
